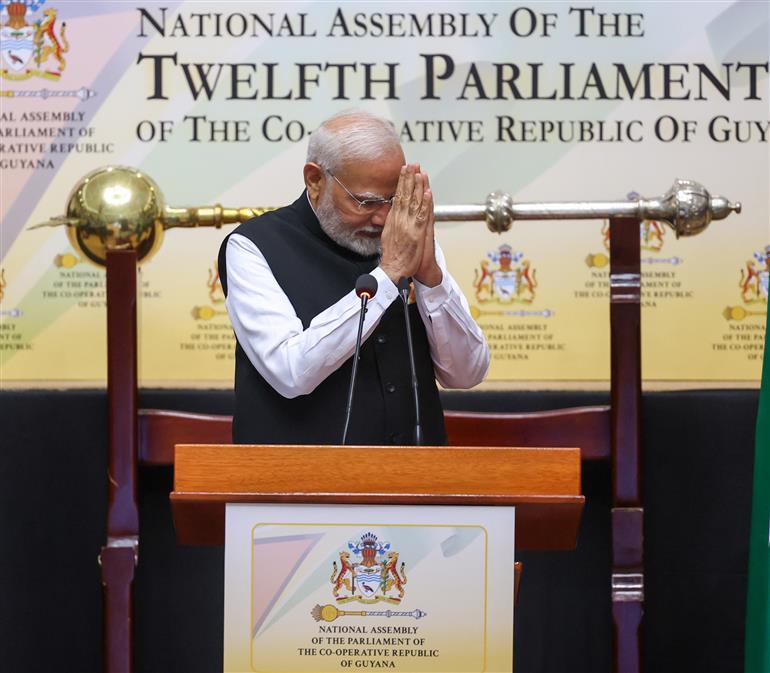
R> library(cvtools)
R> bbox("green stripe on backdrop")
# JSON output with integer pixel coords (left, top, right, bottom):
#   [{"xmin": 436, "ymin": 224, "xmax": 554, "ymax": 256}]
[{"xmin": 745, "ymin": 308, "xmax": 770, "ymax": 673}]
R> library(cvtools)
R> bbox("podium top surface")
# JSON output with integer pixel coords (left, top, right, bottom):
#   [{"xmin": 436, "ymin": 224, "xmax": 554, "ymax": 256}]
[{"xmin": 171, "ymin": 444, "xmax": 583, "ymax": 550}]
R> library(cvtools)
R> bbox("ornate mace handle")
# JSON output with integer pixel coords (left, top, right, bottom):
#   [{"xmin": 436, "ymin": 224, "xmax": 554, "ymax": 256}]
[{"xmin": 436, "ymin": 179, "xmax": 741, "ymax": 236}]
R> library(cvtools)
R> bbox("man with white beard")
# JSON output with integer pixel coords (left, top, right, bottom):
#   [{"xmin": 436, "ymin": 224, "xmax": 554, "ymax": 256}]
[{"xmin": 218, "ymin": 110, "xmax": 489, "ymax": 445}]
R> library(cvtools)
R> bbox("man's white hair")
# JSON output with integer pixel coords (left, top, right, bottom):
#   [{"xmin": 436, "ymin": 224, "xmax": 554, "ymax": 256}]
[{"xmin": 307, "ymin": 110, "xmax": 402, "ymax": 172}]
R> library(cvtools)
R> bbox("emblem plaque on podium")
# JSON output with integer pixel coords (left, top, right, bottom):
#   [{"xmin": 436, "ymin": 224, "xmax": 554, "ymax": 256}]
[{"xmin": 224, "ymin": 504, "xmax": 515, "ymax": 673}]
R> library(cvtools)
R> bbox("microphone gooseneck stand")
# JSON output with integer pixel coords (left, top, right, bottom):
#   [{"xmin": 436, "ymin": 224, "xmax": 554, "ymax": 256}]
[
  {"xmin": 398, "ymin": 277, "xmax": 422, "ymax": 446},
  {"xmin": 341, "ymin": 274, "xmax": 378, "ymax": 445}
]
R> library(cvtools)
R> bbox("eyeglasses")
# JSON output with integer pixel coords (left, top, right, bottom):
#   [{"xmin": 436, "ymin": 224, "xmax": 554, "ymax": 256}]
[{"xmin": 325, "ymin": 169, "xmax": 394, "ymax": 212}]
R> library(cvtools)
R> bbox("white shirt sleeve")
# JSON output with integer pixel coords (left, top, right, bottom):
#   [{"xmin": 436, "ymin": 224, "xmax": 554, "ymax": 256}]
[
  {"xmin": 224, "ymin": 233, "xmax": 399, "ymax": 398},
  {"xmin": 224, "ymin": 233, "xmax": 489, "ymax": 398},
  {"xmin": 413, "ymin": 241, "xmax": 490, "ymax": 389}
]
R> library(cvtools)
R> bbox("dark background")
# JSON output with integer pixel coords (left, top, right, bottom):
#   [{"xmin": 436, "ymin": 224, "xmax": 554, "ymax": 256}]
[{"xmin": 0, "ymin": 388, "xmax": 758, "ymax": 673}]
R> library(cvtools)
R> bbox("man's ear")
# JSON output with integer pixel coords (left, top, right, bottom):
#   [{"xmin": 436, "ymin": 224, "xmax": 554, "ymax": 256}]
[{"xmin": 304, "ymin": 163, "xmax": 324, "ymax": 205}]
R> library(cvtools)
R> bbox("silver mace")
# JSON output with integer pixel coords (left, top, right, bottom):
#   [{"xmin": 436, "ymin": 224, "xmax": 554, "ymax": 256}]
[{"xmin": 436, "ymin": 179, "xmax": 740, "ymax": 236}]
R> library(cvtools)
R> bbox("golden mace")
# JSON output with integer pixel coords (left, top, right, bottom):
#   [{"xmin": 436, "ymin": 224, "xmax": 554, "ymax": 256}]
[
  {"xmin": 311, "ymin": 604, "xmax": 427, "ymax": 622},
  {"xmin": 723, "ymin": 306, "xmax": 767, "ymax": 321}
]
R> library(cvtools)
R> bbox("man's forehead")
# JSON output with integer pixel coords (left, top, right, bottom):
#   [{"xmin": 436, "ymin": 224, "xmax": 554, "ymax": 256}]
[
  {"xmin": 337, "ymin": 154, "xmax": 403, "ymax": 186},
  {"xmin": 340, "ymin": 147, "xmax": 404, "ymax": 168}
]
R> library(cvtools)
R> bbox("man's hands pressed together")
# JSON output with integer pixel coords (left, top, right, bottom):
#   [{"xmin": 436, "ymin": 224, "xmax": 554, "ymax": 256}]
[{"xmin": 379, "ymin": 163, "xmax": 443, "ymax": 288}]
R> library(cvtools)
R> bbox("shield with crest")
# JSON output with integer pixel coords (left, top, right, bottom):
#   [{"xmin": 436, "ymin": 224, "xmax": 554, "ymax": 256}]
[
  {"xmin": 353, "ymin": 566, "xmax": 384, "ymax": 599},
  {"xmin": 0, "ymin": 25, "xmax": 34, "ymax": 71},
  {"xmin": 493, "ymin": 271, "xmax": 518, "ymax": 302}
]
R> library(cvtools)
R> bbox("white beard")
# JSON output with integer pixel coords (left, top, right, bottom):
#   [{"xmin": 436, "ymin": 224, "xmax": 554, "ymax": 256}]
[{"xmin": 316, "ymin": 189, "xmax": 382, "ymax": 257}]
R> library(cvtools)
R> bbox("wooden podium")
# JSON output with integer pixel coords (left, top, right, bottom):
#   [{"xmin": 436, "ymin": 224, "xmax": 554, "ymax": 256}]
[
  {"xmin": 170, "ymin": 443, "xmax": 583, "ymax": 552},
  {"xmin": 102, "ymin": 215, "xmax": 642, "ymax": 671}
]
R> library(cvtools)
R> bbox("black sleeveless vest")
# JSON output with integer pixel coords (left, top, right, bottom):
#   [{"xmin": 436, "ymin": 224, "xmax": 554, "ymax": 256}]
[{"xmin": 218, "ymin": 193, "xmax": 447, "ymax": 446}]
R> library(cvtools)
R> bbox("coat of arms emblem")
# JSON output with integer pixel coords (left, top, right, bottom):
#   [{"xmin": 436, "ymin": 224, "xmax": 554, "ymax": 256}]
[
  {"xmin": 191, "ymin": 261, "xmax": 227, "ymax": 321},
  {"xmin": 586, "ymin": 218, "xmax": 670, "ymax": 268},
  {"xmin": 739, "ymin": 246, "xmax": 769, "ymax": 305},
  {"xmin": 330, "ymin": 532, "xmax": 407, "ymax": 604},
  {"xmin": 724, "ymin": 244, "xmax": 769, "ymax": 322},
  {"xmin": 474, "ymin": 244, "xmax": 537, "ymax": 304},
  {"xmin": 600, "ymin": 219, "xmax": 667, "ymax": 254},
  {"xmin": 207, "ymin": 262, "xmax": 225, "ymax": 305},
  {"xmin": 1, "ymin": 0, "xmax": 69, "ymax": 80},
  {"xmin": 639, "ymin": 220, "xmax": 665, "ymax": 253}
]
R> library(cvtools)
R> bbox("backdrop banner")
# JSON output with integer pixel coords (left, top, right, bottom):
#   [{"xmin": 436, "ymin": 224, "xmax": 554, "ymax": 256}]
[{"xmin": 1, "ymin": 1, "xmax": 767, "ymax": 386}]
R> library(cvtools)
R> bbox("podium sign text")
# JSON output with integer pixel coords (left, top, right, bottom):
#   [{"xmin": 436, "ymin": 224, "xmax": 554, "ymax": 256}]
[{"xmin": 224, "ymin": 503, "xmax": 515, "ymax": 672}]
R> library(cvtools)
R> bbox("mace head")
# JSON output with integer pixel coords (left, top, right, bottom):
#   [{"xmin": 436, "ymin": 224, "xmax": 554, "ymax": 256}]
[
  {"xmin": 658, "ymin": 179, "xmax": 741, "ymax": 237},
  {"xmin": 62, "ymin": 165, "xmax": 166, "ymax": 266}
]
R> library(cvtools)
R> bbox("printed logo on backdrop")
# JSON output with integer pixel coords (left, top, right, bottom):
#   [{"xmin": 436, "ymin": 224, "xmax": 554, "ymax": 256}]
[
  {"xmin": 472, "ymin": 243, "xmax": 553, "ymax": 320},
  {"xmin": 191, "ymin": 261, "xmax": 227, "ymax": 321},
  {"xmin": 183, "ymin": 261, "xmax": 232, "ymax": 363},
  {"xmin": 585, "ymin": 219, "xmax": 684, "ymax": 270},
  {"xmin": 713, "ymin": 243, "xmax": 767, "ymax": 362},
  {"xmin": 471, "ymin": 243, "xmax": 563, "ymax": 364},
  {"xmin": 582, "ymin": 218, "xmax": 692, "ymax": 308},
  {"xmin": 0, "ymin": 0, "xmax": 67, "ymax": 80},
  {"xmin": 0, "ymin": 268, "xmax": 22, "ymax": 318},
  {"xmin": 724, "ymin": 244, "xmax": 769, "ymax": 322},
  {"xmin": 585, "ymin": 191, "xmax": 683, "ymax": 270},
  {"xmin": 0, "ymin": 265, "xmax": 24, "ymax": 361},
  {"xmin": 580, "ymin": 192, "xmax": 693, "ymax": 310}
]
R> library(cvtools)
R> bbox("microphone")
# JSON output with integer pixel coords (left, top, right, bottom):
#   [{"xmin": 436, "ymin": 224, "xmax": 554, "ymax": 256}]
[
  {"xmin": 355, "ymin": 273, "xmax": 378, "ymax": 301},
  {"xmin": 397, "ymin": 277, "xmax": 422, "ymax": 445},
  {"xmin": 341, "ymin": 274, "xmax": 378, "ymax": 445}
]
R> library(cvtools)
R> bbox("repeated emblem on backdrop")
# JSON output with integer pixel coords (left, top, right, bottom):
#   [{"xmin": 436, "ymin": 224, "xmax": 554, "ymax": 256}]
[
  {"xmin": 585, "ymin": 219, "xmax": 683, "ymax": 269},
  {"xmin": 330, "ymin": 532, "xmax": 407, "ymax": 605},
  {"xmin": 191, "ymin": 262, "xmax": 227, "ymax": 320},
  {"xmin": 474, "ymin": 244, "xmax": 537, "ymax": 304},
  {"xmin": 0, "ymin": 269, "xmax": 22, "ymax": 317},
  {"xmin": 725, "ymin": 244, "xmax": 770, "ymax": 322},
  {"xmin": 0, "ymin": 1, "xmax": 68, "ymax": 80},
  {"xmin": 639, "ymin": 220, "xmax": 665, "ymax": 253},
  {"xmin": 739, "ymin": 246, "xmax": 769, "ymax": 305},
  {"xmin": 471, "ymin": 244, "xmax": 554, "ymax": 319},
  {"xmin": 207, "ymin": 264, "xmax": 225, "ymax": 304}
]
